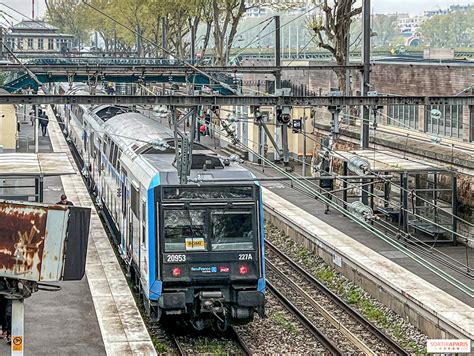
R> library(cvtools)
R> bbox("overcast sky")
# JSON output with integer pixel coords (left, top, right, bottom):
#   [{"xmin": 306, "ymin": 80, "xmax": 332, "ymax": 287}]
[{"xmin": 0, "ymin": 0, "xmax": 473, "ymax": 22}]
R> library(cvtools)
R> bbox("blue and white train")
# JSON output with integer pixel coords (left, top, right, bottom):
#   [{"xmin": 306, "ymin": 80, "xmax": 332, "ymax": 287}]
[{"xmin": 54, "ymin": 83, "xmax": 265, "ymax": 330}]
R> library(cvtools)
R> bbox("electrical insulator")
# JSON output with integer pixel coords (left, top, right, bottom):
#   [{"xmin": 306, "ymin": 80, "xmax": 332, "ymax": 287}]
[
  {"xmin": 348, "ymin": 156, "xmax": 371, "ymax": 176},
  {"xmin": 151, "ymin": 138, "xmax": 171, "ymax": 151},
  {"xmin": 348, "ymin": 201, "xmax": 374, "ymax": 221}
]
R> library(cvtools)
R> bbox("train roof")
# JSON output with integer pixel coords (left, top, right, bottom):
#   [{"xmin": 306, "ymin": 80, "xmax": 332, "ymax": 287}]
[
  {"xmin": 103, "ymin": 112, "xmax": 174, "ymax": 149},
  {"xmin": 103, "ymin": 111, "xmax": 255, "ymax": 182}
]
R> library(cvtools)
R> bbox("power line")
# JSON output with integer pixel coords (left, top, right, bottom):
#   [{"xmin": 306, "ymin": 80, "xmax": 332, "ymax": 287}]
[
  {"xmin": 81, "ymin": 0, "xmax": 237, "ymax": 94},
  {"xmin": 230, "ymin": 5, "xmax": 319, "ymax": 62},
  {"xmin": 298, "ymin": 129, "xmax": 474, "ymax": 235}
]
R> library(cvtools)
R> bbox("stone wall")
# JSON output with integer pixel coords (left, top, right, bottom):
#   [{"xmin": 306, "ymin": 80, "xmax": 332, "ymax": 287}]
[{"xmin": 243, "ymin": 59, "xmax": 474, "ymax": 97}]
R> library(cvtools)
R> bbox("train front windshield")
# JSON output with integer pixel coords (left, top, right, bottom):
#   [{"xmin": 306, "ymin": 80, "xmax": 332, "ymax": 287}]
[
  {"xmin": 163, "ymin": 208, "xmax": 255, "ymax": 252},
  {"xmin": 161, "ymin": 185, "xmax": 258, "ymax": 253}
]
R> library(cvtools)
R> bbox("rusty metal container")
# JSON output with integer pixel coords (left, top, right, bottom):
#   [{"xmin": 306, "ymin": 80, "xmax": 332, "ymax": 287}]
[{"xmin": 0, "ymin": 200, "xmax": 90, "ymax": 282}]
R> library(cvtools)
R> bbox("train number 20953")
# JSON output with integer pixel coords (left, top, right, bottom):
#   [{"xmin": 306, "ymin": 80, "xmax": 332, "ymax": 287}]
[{"xmin": 166, "ymin": 254, "xmax": 186, "ymax": 262}]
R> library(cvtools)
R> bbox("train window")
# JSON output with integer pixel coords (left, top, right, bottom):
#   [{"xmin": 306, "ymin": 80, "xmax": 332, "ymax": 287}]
[
  {"xmin": 163, "ymin": 186, "xmax": 254, "ymax": 200},
  {"xmin": 98, "ymin": 150, "xmax": 102, "ymax": 176},
  {"xmin": 191, "ymin": 155, "xmax": 223, "ymax": 169},
  {"xmin": 89, "ymin": 132, "xmax": 95, "ymax": 158},
  {"xmin": 211, "ymin": 210, "xmax": 254, "ymax": 251},
  {"xmin": 142, "ymin": 201, "xmax": 146, "ymax": 245},
  {"xmin": 104, "ymin": 136, "xmax": 111, "ymax": 159},
  {"xmin": 142, "ymin": 146, "xmax": 175, "ymax": 154},
  {"xmin": 131, "ymin": 185, "xmax": 139, "ymax": 217},
  {"xmin": 163, "ymin": 209, "xmax": 206, "ymax": 252},
  {"xmin": 111, "ymin": 143, "xmax": 118, "ymax": 166}
]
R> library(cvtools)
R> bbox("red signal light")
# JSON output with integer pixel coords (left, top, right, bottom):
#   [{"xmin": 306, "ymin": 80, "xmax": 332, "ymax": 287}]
[
  {"xmin": 239, "ymin": 265, "xmax": 248, "ymax": 275},
  {"xmin": 172, "ymin": 267, "xmax": 181, "ymax": 277}
]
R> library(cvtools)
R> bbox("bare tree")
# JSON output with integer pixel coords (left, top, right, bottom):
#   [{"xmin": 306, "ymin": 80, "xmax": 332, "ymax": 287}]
[
  {"xmin": 309, "ymin": 0, "xmax": 361, "ymax": 92},
  {"xmin": 212, "ymin": 0, "xmax": 247, "ymax": 65}
]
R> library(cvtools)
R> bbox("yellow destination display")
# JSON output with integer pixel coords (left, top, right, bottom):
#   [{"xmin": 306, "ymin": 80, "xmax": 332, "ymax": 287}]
[{"xmin": 185, "ymin": 238, "xmax": 206, "ymax": 251}]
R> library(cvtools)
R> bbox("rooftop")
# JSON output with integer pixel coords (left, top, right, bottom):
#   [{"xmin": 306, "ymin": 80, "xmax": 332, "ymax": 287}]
[
  {"xmin": 0, "ymin": 153, "xmax": 76, "ymax": 176},
  {"xmin": 11, "ymin": 20, "xmax": 59, "ymax": 33}
]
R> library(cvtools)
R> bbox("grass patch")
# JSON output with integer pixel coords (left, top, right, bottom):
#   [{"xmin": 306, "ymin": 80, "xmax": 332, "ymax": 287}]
[
  {"xmin": 193, "ymin": 338, "xmax": 231, "ymax": 355},
  {"xmin": 393, "ymin": 324, "xmax": 403, "ymax": 339},
  {"xmin": 152, "ymin": 339, "xmax": 168, "ymax": 353},
  {"xmin": 345, "ymin": 288, "xmax": 362, "ymax": 305},
  {"xmin": 316, "ymin": 266, "xmax": 335, "ymax": 283},
  {"xmin": 271, "ymin": 311, "xmax": 298, "ymax": 335},
  {"xmin": 359, "ymin": 299, "xmax": 388, "ymax": 327}
]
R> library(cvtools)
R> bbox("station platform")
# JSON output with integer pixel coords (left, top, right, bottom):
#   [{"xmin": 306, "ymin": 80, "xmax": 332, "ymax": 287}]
[
  {"xmin": 0, "ymin": 110, "xmax": 155, "ymax": 354},
  {"xmin": 241, "ymin": 159, "xmax": 473, "ymax": 341},
  {"xmin": 245, "ymin": 162, "xmax": 473, "ymax": 306}
]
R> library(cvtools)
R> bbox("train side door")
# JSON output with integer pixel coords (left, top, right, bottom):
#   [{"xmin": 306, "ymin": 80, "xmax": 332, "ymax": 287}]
[
  {"xmin": 140, "ymin": 198, "xmax": 148, "ymax": 288},
  {"xmin": 120, "ymin": 169, "xmax": 128, "ymax": 255}
]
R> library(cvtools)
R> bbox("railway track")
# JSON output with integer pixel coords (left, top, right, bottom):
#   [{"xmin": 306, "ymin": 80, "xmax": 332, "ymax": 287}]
[
  {"xmin": 168, "ymin": 327, "xmax": 251, "ymax": 355},
  {"xmin": 228, "ymin": 327, "xmax": 252, "ymax": 356},
  {"xmin": 265, "ymin": 239, "xmax": 408, "ymax": 356},
  {"xmin": 266, "ymin": 280, "xmax": 343, "ymax": 355}
]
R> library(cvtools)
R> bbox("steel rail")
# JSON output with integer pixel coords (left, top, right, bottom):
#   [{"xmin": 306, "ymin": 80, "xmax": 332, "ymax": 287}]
[
  {"xmin": 266, "ymin": 240, "xmax": 409, "ymax": 356},
  {"xmin": 228, "ymin": 327, "xmax": 252, "ymax": 356},
  {"xmin": 266, "ymin": 259, "xmax": 376, "ymax": 355},
  {"xmin": 266, "ymin": 280, "xmax": 343, "ymax": 355},
  {"xmin": 168, "ymin": 333, "xmax": 186, "ymax": 356}
]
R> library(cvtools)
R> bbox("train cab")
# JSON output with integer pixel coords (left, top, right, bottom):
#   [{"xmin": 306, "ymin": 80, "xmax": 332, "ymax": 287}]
[{"xmin": 155, "ymin": 184, "xmax": 265, "ymax": 329}]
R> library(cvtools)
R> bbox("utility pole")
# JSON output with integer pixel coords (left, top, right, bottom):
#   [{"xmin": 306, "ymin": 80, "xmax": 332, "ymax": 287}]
[
  {"xmin": 302, "ymin": 115, "xmax": 307, "ymax": 176},
  {"xmin": 361, "ymin": 0, "xmax": 371, "ymax": 205},
  {"xmin": 34, "ymin": 102, "xmax": 38, "ymax": 153},
  {"xmin": 135, "ymin": 25, "xmax": 141, "ymax": 57},
  {"xmin": 274, "ymin": 16, "xmax": 281, "ymax": 90},
  {"xmin": 361, "ymin": 0, "xmax": 371, "ymax": 149},
  {"xmin": 344, "ymin": 32, "xmax": 351, "ymax": 124},
  {"xmin": 94, "ymin": 32, "xmax": 99, "ymax": 51},
  {"xmin": 162, "ymin": 17, "xmax": 168, "ymax": 94},
  {"xmin": 190, "ymin": 20, "xmax": 196, "ymax": 63},
  {"xmin": 274, "ymin": 15, "xmax": 289, "ymax": 167},
  {"xmin": 288, "ymin": 26, "xmax": 291, "ymax": 59},
  {"xmin": 0, "ymin": 26, "xmax": 3, "ymax": 58}
]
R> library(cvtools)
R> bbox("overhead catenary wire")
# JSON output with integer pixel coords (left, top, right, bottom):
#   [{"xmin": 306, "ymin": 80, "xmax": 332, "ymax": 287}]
[
  {"xmin": 54, "ymin": 107, "xmax": 470, "ymax": 280},
  {"xmin": 241, "ymin": 128, "xmax": 472, "ymax": 253},
  {"xmin": 46, "ymin": 97, "xmax": 474, "ymax": 295},
  {"xmin": 298, "ymin": 129, "xmax": 474, "ymax": 237},
  {"xmin": 81, "ymin": 0, "xmax": 237, "ymax": 94},
  {"xmin": 208, "ymin": 114, "xmax": 473, "ymax": 276},
  {"xmin": 226, "ymin": 133, "xmax": 474, "ymax": 296},
  {"xmin": 200, "ymin": 100, "xmax": 474, "ymax": 243},
  {"xmin": 229, "ymin": 5, "xmax": 320, "ymax": 63},
  {"xmin": 227, "ymin": 107, "xmax": 472, "ymax": 234}
]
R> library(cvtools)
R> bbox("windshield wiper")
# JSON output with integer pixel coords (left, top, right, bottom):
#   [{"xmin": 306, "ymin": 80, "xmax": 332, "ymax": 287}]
[{"xmin": 184, "ymin": 203, "xmax": 198, "ymax": 241}]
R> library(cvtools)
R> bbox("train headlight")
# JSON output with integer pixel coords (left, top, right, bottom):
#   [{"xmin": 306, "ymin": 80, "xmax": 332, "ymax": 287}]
[
  {"xmin": 172, "ymin": 267, "xmax": 182, "ymax": 277},
  {"xmin": 239, "ymin": 265, "xmax": 248, "ymax": 275}
]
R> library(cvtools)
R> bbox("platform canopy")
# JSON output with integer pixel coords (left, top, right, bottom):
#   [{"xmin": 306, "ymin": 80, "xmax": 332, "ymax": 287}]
[
  {"xmin": 0, "ymin": 153, "xmax": 76, "ymax": 176},
  {"xmin": 333, "ymin": 150, "xmax": 450, "ymax": 173}
]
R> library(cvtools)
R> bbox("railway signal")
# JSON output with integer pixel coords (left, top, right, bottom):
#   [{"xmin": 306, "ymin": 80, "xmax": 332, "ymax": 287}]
[{"xmin": 292, "ymin": 118, "xmax": 302, "ymax": 133}]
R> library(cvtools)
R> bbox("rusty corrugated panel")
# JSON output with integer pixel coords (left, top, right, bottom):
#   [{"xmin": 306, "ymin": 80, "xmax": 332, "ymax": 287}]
[
  {"xmin": 0, "ymin": 202, "xmax": 48, "ymax": 279},
  {"xmin": 0, "ymin": 200, "xmax": 89, "ymax": 282}
]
